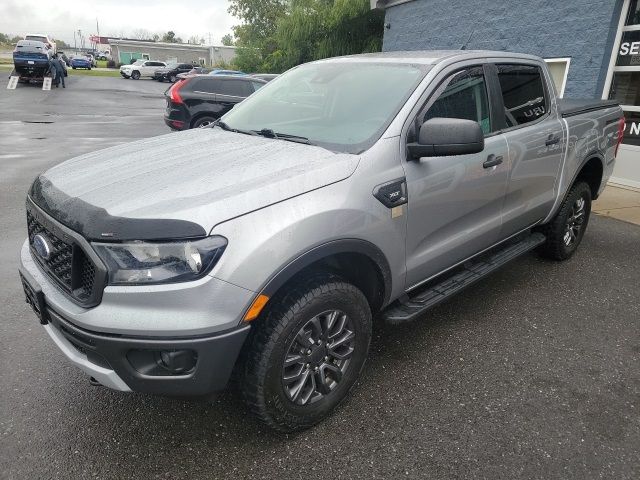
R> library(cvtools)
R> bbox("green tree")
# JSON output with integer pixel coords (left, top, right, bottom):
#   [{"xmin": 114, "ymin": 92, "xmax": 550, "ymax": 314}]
[
  {"xmin": 228, "ymin": 0, "xmax": 288, "ymax": 72},
  {"xmin": 161, "ymin": 31, "xmax": 183, "ymax": 43},
  {"xmin": 221, "ymin": 34, "xmax": 234, "ymax": 46},
  {"xmin": 228, "ymin": 0, "xmax": 383, "ymax": 73}
]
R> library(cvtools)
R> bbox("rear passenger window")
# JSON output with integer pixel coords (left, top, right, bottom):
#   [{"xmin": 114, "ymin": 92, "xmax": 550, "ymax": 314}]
[
  {"xmin": 221, "ymin": 80, "xmax": 252, "ymax": 97},
  {"xmin": 497, "ymin": 64, "xmax": 547, "ymax": 127},
  {"xmin": 193, "ymin": 78, "xmax": 222, "ymax": 94},
  {"xmin": 424, "ymin": 67, "xmax": 492, "ymax": 135}
]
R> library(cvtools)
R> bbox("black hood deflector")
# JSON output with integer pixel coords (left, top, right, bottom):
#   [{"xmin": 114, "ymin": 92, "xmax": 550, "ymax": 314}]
[{"xmin": 29, "ymin": 175, "xmax": 207, "ymax": 241}]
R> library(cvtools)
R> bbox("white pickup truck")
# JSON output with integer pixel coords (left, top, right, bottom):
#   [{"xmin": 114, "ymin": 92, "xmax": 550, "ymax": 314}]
[{"xmin": 120, "ymin": 60, "xmax": 167, "ymax": 80}]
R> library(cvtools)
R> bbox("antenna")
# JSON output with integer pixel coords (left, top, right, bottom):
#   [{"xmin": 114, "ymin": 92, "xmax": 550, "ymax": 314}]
[{"xmin": 460, "ymin": 28, "xmax": 475, "ymax": 50}]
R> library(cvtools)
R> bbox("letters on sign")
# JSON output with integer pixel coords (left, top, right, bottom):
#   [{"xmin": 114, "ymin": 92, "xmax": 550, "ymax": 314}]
[
  {"xmin": 617, "ymin": 31, "xmax": 640, "ymax": 66},
  {"xmin": 622, "ymin": 112, "xmax": 640, "ymax": 147}
]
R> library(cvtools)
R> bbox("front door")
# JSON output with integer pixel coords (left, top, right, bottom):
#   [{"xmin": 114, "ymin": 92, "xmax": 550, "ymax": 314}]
[{"xmin": 404, "ymin": 65, "xmax": 509, "ymax": 288}]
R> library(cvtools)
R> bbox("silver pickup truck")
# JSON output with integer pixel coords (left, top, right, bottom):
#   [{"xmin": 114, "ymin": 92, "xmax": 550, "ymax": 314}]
[{"xmin": 19, "ymin": 50, "xmax": 625, "ymax": 432}]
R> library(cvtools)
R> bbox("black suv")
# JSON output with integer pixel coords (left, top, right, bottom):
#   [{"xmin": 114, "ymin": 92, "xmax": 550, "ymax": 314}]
[
  {"xmin": 154, "ymin": 63, "xmax": 195, "ymax": 83},
  {"xmin": 164, "ymin": 75, "xmax": 267, "ymax": 130}
]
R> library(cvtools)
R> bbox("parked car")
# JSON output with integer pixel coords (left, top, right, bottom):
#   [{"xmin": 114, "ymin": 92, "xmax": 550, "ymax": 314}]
[
  {"xmin": 251, "ymin": 73, "xmax": 279, "ymax": 82},
  {"xmin": 96, "ymin": 51, "xmax": 111, "ymax": 61},
  {"xmin": 24, "ymin": 33, "xmax": 56, "ymax": 54},
  {"xmin": 120, "ymin": 60, "xmax": 167, "ymax": 80},
  {"xmin": 12, "ymin": 40, "xmax": 52, "ymax": 80},
  {"xmin": 153, "ymin": 63, "xmax": 195, "ymax": 83},
  {"xmin": 176, "ymin": 66, "xmax": 211, "ymax": 80},
  {"xmin": 209, "ymin": 69, "xmax": 246, "ymax": 76},
  {"xmin": 164, "ymin": 74, "xmax": 267, "ymax": 129},
  {"xmin": 70, "ymin": 56, "xmax": 92, "ymax": 70},
  {"xmin": 19, "ymin": 51, "xmax": 624, "ymax": 433}
]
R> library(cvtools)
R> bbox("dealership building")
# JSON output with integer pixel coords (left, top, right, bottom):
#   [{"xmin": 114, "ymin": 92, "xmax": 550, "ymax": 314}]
[
  {"xmin": 91, "ymin": 37, "xmax": 236, "ymax": 68},
  {"xmin": 372, "ymin": 0, "xmax": 640, "ymax": 189}
]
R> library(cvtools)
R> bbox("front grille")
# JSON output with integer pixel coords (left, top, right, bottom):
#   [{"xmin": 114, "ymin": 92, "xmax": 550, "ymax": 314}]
[
  {"xmin": 26, "ymin": 205, "xmax": 104, "ymax": 307},
  {"xmin": 27, "ymin": 211, "xmax": 73, "ymax": 290}
]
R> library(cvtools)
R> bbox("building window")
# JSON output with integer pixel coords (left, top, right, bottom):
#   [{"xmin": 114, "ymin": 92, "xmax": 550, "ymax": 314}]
[
  {"xmin": 626, "ymin": 0, "xmax": 640, "ymax": 25},
  {"xmin": 605, "ymin": 0, "xmax": 640, "ymax": 148},
  {"xmin": 544, "ymin": 58, "xmax": 571, "ymax": 97}
]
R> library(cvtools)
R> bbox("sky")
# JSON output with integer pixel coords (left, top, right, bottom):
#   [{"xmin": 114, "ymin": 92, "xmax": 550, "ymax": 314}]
[{"xmin": 0, "ymin": 0, "xmax": 238, "ymax": 46}]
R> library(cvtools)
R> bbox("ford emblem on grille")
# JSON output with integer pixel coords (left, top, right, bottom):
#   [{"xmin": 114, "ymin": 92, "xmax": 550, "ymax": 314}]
[{"xmin": 32, "ymin": 234, "xmax": 52, "ymax": 260}]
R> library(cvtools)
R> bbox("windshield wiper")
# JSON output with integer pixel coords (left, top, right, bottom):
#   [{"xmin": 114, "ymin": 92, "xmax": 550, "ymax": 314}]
[
  {"xmin": 254, "ymin": 128, "xmax": 312, "ymax": 145},
  {"xmin": 214, "ymin": 120, "xmax": 257, "ymax": 136}
]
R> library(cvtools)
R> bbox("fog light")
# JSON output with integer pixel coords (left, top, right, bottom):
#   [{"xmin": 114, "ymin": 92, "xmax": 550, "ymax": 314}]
[{"xmin": 157, "ymin": 349, "xmax": 197, "ymax": 374}]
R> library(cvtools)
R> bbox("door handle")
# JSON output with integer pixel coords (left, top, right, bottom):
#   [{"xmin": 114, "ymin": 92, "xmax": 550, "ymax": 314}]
[
  {"xmin": 545, "ymin": 134, "xmax": 560, "ymax": 146},
  {"xmin": 483, "ymin": 154, "xmax": 503, "ymax": 168}
]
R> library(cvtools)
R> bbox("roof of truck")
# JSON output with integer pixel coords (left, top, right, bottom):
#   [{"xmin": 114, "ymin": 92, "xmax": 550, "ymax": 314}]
[{"xmin": 321, "ymin": 50, "xmax": 542, "ymax": 65}]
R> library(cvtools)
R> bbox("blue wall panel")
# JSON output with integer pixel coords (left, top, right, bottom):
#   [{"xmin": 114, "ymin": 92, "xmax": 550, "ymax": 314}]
[{"xmin": 382, "ymin": 0, "xmax": 624, "ymax": 98}]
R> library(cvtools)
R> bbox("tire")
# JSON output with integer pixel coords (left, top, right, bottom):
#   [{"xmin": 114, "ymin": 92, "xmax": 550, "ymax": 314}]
[
  {"xmin": 88, "ymin": 67, "xmax": 91, "ymax": 70},
  {"xmin": 131, "ymin": 71, "xmax": 140, "ymax": 80},
  {"xmin": 72, "ymin": 67, "xmax": 76, "ymax": 70},
  {"xmin": 169, "ymin": 74, "xmax": 177, "ymax": 83},
  {"xmin": 241, "ymin": 273, "xmax": 372, "ymax": 432},
  {"xmin": 538, "ymin": 181, "xmax": 592, "ymax": 261},
  {"xmin": 191, "ymin": 116, "xmax": 216, "ymax": 129}
]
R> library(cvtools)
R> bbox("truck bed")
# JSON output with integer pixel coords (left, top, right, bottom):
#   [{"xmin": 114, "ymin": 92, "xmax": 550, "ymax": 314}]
[{"xmin": 558, "ymin": 99, "xmax": 620, "ymax": 118}]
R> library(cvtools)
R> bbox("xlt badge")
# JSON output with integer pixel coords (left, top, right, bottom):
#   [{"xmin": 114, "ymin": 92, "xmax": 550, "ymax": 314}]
[{"xmin": 373, "ymin": 178, "xmax": 408, "ymax": 209}]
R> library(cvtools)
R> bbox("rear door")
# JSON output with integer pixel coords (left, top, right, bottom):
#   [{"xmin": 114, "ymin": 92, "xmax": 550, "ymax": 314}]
[
  {"xmin": 404, "ymin": 64, "xmax": 510, "ymax": 287},
  {"xmin": 216, "ymin": 79, "xmax": 253, "ymax": 111},
  {"xmin": 489, "ymin": 63, "xmax": 565, "ymax": 235},
  {"xmin": 186, "ymin": 77, "xmax": 226, "ymax": 117}
]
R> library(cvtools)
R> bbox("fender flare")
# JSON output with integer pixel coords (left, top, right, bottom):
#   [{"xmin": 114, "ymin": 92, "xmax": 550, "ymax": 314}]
[
  {"xmin": 567, "ymin": 150, "xmax": 606, "ymax": 199},
  {"xmin": 257, "ymin": 239, "xmax": 393, "ymax": 308},
  {"xmin": 545, "ymin": 151, "xmax": 606, "ymax": 224}
]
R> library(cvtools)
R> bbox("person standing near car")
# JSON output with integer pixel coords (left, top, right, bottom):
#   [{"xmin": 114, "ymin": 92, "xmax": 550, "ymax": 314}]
[{"xmin": 50, "ymin": 55, "xmax": 66, "ymax": 88}]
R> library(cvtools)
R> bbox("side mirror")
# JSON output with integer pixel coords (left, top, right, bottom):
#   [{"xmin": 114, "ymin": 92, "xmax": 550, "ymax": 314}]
[{"xmin": 407, "ymin": 118, "xmax": 484, "ymax": 159}]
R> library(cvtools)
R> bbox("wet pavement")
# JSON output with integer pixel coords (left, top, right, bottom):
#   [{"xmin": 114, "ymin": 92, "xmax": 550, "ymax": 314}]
[{"xmin": 1, "ymin": 76, "xmax": 639, "ymax": 479}]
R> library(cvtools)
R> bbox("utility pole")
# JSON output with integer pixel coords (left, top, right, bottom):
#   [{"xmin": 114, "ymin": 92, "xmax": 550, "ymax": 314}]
[
  {"xmin": 74, "ymin": 30, "xmax": 77, "ymax": 53},
  {"xmin": 78, "ymin": 29, "xmax": 82, "ymax": 53},
  {"xmin": 208, "ymin": 32, "xmax": 211, "ymax": 45}
]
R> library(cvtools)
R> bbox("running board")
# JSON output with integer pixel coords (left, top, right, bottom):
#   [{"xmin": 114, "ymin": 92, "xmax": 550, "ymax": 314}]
[{"xmin": 382, "ymin": 232, "xmax": 546, "ymax": 324}]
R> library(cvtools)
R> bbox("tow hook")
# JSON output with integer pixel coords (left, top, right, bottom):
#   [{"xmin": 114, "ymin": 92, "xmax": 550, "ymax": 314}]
[{"xmin": 89, "ymin": 377, "xmax": 103, "ymax": 387}]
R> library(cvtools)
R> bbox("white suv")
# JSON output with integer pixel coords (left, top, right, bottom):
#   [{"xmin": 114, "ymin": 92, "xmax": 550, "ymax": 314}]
[
  {"xmin": 25, "ymin": 34, "xmax": 56, "ymax": 54},
  {"xmin": 120, "ymin": 60, "xmax": 166, "ymax": 80}
]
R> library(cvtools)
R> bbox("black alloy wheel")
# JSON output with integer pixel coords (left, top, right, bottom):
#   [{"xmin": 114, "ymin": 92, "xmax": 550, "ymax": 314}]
[{"xmin": 282, "ymin": 310, "xmax": 355, "ymax": 406}]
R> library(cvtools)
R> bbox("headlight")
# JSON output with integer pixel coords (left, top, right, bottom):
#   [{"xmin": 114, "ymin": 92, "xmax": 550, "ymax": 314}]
[{"xmin": 93, "ymin": 236, "xmax": 227, "ymax": 285}]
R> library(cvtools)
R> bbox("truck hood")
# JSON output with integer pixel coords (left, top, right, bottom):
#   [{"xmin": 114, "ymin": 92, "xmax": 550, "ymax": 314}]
[{"xmin": 31, "ymin": 128, "xmax": 360, "ymax": 239}]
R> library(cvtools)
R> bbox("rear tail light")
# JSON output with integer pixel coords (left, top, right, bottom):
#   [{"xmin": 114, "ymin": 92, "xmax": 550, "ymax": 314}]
[
  {"xmin": 615, "ymin": 116, "xmax": 625, "ymax": 157},
  {"xmin": 167, "ymin": 78, "xmax": 189, "ymax": 105}
]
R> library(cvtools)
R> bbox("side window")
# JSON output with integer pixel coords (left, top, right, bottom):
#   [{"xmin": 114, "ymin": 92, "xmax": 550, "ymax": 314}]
[
  {"xmin": 193, "ymin": 78, "xmax": 222, "ymax": 94},
  {"xmin": 424, "ymin": 67, "xmax": 492, "ymax": 135},
  {"xmin": 497, "ymin": 64, "xmax": 547, "ymax": 127},
  {"xmin": 251, "ymin": 81, "xmax": 265, "ymax": 92},
  {"xmin": 222, "ymin": 79, "xmax": 252, "ymax": 97}
]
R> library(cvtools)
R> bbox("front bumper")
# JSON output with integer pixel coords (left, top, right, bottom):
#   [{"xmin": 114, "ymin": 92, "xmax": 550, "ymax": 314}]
[{"xmin": 19, "ymin": 264, "xmax": 251, "ymax": 395}]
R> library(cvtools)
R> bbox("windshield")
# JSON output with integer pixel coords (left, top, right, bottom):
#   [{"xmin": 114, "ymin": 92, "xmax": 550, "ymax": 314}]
[{"xmin": 221, "ymin": 62, "xmax": 427, "ymax": 153}]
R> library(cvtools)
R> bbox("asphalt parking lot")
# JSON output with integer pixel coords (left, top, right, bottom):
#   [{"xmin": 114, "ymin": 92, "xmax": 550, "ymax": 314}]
[{"xmin": 1, "ymin": 75, "xmax": 639, "ymax": 479}]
